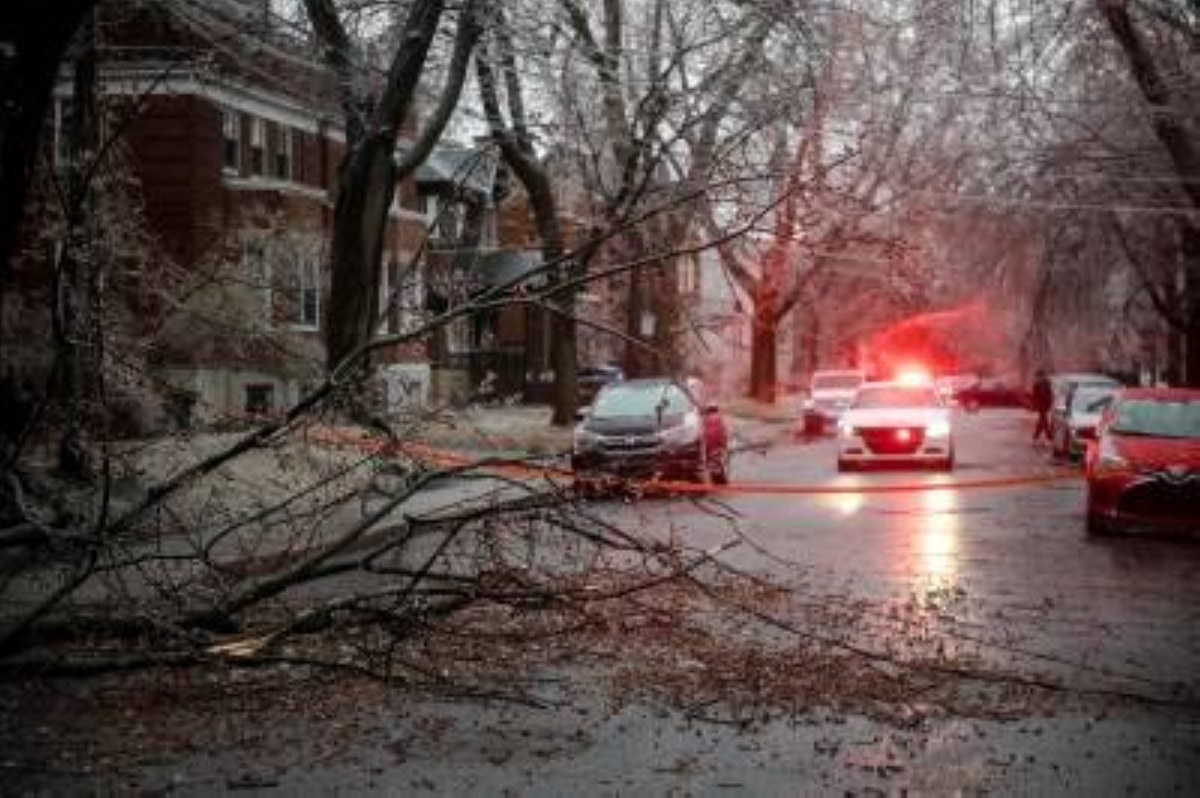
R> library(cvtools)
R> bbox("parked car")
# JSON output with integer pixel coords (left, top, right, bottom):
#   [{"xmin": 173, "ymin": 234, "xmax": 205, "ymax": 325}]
[
  {"xmin": 934, "ymin": 373, "xmax": 979, "ymax": 406},
  {"xmin": 955, "ymin": 377, "xmax": 1028, "ymax": 412},
  {"xmin": 1051, "ymin": 382, "xmax": 1120, "ymax": 460},
  {"xmin": 837, "ymin": 380, "xmax": 954, "ymax": 471},
  {"xmin": 577, "ymin": 364, "xmax": 624, "ymax": 405},
  {"xmin": 572, "ymin": 377, "xmax": 730, "ymax": 484},
  {"xmin": 798, "ymin": 369, "xmax": 866, "ymax": 436},
  {"xmin": 1084, "ymin": 387, "xmax": 1200, "ymax": 535},
  {"xmin": 1048, "ymin": 372, "xmax": 1120, "ymax": 450}
]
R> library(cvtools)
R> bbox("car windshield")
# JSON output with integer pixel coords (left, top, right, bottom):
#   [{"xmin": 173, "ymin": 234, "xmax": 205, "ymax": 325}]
[
  {"xmin": 1109, "ymin": 398, "xmax": 1200, "ymax": 439},
  {"xmin": 592, "ymin": 383, "xmax": 691, "ymax": 418},
  {"xmin": 1071, "ymin": 386, "xmax": 1116, "ymax": 414},
  {"xmin": 813, "ymin": 373, "xmax": 863, "ymax": 390},
  {"xmin": 854, "ymin": 386, "xmax": 939, "ymax": 409}
]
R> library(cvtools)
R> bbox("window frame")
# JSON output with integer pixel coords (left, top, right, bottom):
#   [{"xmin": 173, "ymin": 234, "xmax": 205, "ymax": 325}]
[
  {"xmin": 286, "ymin": 254, "xmax": 321, "ymax": 331},
  {"xmin": 248, "ymin": 117, "xmax": 266, "ymax": 176},
  {"xmin": 244, "ymin": 383, "xmax": 275, "ymax": 415},
  {"xmin": 274, "ymin": 125, "xmax": 294, "ymax": 181},
  {"xmin": 221, "ymin": 108, "xmax": 241, "ymax": 174}
]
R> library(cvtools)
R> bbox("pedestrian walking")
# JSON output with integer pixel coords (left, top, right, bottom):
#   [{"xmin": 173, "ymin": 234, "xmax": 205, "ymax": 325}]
[{"xmin": 1031, "ymin": 369, "xmax": 1053, "ymax": 444}]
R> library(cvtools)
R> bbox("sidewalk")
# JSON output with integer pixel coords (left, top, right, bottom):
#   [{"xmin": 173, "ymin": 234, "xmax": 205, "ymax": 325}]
[
  {"xmin": 409, "ymin": 404, "xmax": 571, "ymax": 459},
  {"xmin": 409, "ymin": 400, "xmax": 798, "ymax": 460}
]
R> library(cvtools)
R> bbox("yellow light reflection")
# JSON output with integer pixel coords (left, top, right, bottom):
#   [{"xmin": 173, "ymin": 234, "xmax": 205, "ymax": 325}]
[
  {"xmin": 916, "ymin": 488, "xmax": 959, "ymax": 587},
  {"xmin": 820, "ymin": 490, "xmax": 865, "ymax": 517}
]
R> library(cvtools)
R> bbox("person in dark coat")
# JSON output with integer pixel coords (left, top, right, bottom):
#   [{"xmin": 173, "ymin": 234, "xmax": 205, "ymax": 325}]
[{"xmin": 1031, "ymin": 369, "xmax": 1053, "ymax": 443}]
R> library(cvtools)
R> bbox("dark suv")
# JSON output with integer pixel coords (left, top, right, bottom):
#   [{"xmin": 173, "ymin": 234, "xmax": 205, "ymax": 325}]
[{"xmin": 571, "ymin": 378, "xmax": 730, "ymax": 484}]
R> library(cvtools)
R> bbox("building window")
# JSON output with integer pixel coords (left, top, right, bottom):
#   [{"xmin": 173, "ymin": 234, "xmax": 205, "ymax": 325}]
[
  {"xmin": 678, "ymin": 258, "xmax": 699, "ymax": 294},
  {"xmin": 286, "ymin": 255, "xmax": 321, "ymax": 329},
  {"xmin": 244, "ymin": 383, "xmax": 274, "ymax": 415},
  {"xmin": 274, "ymin": 126, "xmax": 294, "ymax": 180},
  {"xmin": 417, "ymin": 194, "xmax": 436, "ymax": 218},
  {"xmin": 221, "ymin": 108, "xmax": 241, "ymax": 173},
  {"xmin": 249, "ymin": 117, "xmax": 265, "ymax": 176},
  {"xmin": 244, "ymin": 239, "xmax": 271, "ymax": 330}
]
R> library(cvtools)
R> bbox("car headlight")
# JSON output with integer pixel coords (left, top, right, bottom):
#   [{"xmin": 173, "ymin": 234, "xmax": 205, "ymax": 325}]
[
  {"xmin": 1093, "ymin": 440, "xmax": 1128, "ymax": 475},
  {"xmin": 926, "ymin": 419, "xmax": 951, "ymax": 438},
  {"xmin": 660, "ymin": 411, "xmax": 701, "ymax": 446},
  {"xmin": 573, "ymin": 425, "xmax": 602, "ymax": 452},
  {"xmin": 837, "ymin": 419, "xmax": 855, "ymax": 438}
]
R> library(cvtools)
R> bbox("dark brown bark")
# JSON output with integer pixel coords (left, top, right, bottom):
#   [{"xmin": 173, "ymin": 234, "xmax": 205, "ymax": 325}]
[
  {"xmin": 476, "ymin": 21, "xmax": 577, "ymax": 425},
  {"xmin": 749, "ymin": 301, "xmax": 779, "ymax": 403},
  {"xmin": 304, "ymin": 0, "xmax": 480, "ymax": 373},
  {"xmin": 1099, "ymin": 0, "xmax": 1200, "ymax": 384},
  {"xmin": 0, "ymin": 0, "xmax": 96, "ymax": 281}
]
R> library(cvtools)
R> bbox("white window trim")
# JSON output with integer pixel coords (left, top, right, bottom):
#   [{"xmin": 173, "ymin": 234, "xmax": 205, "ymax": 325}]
[
  {"xmin": 274, "ymin": 125, "xmax": 294, "ymax": 181},
  {"xmin": 221, "ymin": 107, "xmax": 241, "ymax": 174},
  {"xmin": 288, "ymin": 255, "xmax": 321, "ymax": 331},
  {"xmin": 248, "ymin": 117, "xmax": 266, "ymax": 176}
]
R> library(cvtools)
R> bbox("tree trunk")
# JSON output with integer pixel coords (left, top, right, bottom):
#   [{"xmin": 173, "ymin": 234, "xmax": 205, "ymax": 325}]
[
  {"xmin": 474, "ymin": 30, "xmax": 575, "ymax": 425},
  {"xmin": 324, "ymin": 142, "xmax": 394, "ymax": 372},
  {"xmin": 304, "ymin": 0, "xmax": 460, "ymax": 375},
  {"xmin": 1182, "ymin": 223, "xmax": 1200, "ymax": 387},
  {"xmin": 0, "ymin": 1, "xmax": 95, "ymax": 280},
  {"xmin": 749, "ymin": 303, "xmax": 778, "ymax": 403},
  {"xmin": 53, "ymin": 11, "xmax": 99, "ymax": 480}
]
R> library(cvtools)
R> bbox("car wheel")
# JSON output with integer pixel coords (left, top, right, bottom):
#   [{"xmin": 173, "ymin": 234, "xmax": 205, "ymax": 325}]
[
  {"xmin": 1086, "ymin": 512, "xmax": 1112, "ymax": 536},
  {"xmin": 1085, "ymin": 488, "xmax": 1112, "ymax": 536},
  {"xmin": 837, "ymin": 458, "xmax": 855, "ymax": 473}
]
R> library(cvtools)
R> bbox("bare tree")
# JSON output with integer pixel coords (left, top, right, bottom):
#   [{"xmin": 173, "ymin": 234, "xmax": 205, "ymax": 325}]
[
  {"xmin": 301, "ymin": 0, "xmax": 481, "ymax": 374},
  {"xmin": 475, "ymin": 3, "xmax": 577, "ymax": 425},
  {"xmin": 1097, "ymin": 0, "xmax": 1200, "ymax": 384},
  {"xmin": 0, "ymin": 0, "xmax": 96, "ymax": 278}
]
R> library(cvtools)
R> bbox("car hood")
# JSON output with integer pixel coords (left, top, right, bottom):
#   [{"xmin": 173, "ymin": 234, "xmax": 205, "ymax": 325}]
[
  {"xmin": 843, "ymin": 407, "xmax": 948, "ymax": 427},
  {"xmin": 584, "ymin": 413, "xmax": 685, "ymax": 435},
  {"xmin": 811, "ymin": 389, "xmax": 858, "ymax": 402},
  {"xmin": 1110, "ymin": 434, "xmax": 1200, "ymax": 468}
]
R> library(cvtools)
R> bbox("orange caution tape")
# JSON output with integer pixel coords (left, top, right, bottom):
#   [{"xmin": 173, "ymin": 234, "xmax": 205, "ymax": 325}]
[{"xmin": 309, "ymin": 426, "xmax": 1082, "ymax": 496}]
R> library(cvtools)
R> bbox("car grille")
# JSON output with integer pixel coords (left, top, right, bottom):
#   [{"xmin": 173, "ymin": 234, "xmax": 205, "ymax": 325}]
[
  {"xmin": 859, "ymin": 427, "xmax": 925, "ymax": 455},
  {"xmin": 1117, "ymin": 472, "xmax": 1200, "ymax": 520},
  {"xmin": 599, "ymin": 433, "xmax": 661, "ymax": 453}
]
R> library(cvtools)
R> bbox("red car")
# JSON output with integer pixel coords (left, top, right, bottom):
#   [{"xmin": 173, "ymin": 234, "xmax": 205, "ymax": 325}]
[{"xmin": 1084, "ymin": 387, "xmax": 1200, "ymax": 535}]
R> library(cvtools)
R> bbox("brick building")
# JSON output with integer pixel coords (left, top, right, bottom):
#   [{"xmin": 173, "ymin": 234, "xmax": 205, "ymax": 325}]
[{"xmin": 37, "ymin": 0, "xmax": 431, "ymax": 424}]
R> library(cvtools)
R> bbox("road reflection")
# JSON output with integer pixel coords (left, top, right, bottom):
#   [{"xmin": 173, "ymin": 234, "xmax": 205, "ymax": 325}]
[{"xmin": 913, "ymin": 488, "xmax": 960, "ymax": 588}]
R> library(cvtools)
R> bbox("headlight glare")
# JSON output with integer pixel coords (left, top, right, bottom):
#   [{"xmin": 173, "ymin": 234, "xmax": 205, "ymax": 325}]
[
  {"xmin": 926, "ymin": 419, "xmax": 951, "ymax": 438},
  {"xmin": 573, "ymin": 425, "xmax": 601, "ymax": 452},
  {"xmin": 660, "ymin": 412, "xmax": 701, "ymax": 446}
]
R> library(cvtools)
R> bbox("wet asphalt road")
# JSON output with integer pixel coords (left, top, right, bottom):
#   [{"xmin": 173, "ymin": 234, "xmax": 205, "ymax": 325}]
[
  {"xmin": 12, "ymin": 410, "xmax": 1200, "ymax": 795},
  {"xmin": 162, "ymin": 408, "xmax": 1200, "ymax": 795},
  {"xmin": 598, "ymin": 408, "xmax": 1200, "ymax": 690}
]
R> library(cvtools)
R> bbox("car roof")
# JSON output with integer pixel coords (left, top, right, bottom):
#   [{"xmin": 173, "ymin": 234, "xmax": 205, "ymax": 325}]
[
  {"xmin": 858, "ymin": 380, "xmax": 937, "ymax": 390},
  {"xmin": 1052, "ymin": 372, "xmax": 1117, "ymax": 384},
  {"xmin": 1115, "ymin": 387, "xmax": 1200, "ymax": 401},
  {"xmin": 608, "ymin": 377, "xmax": 673, "ymax": 387}
]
